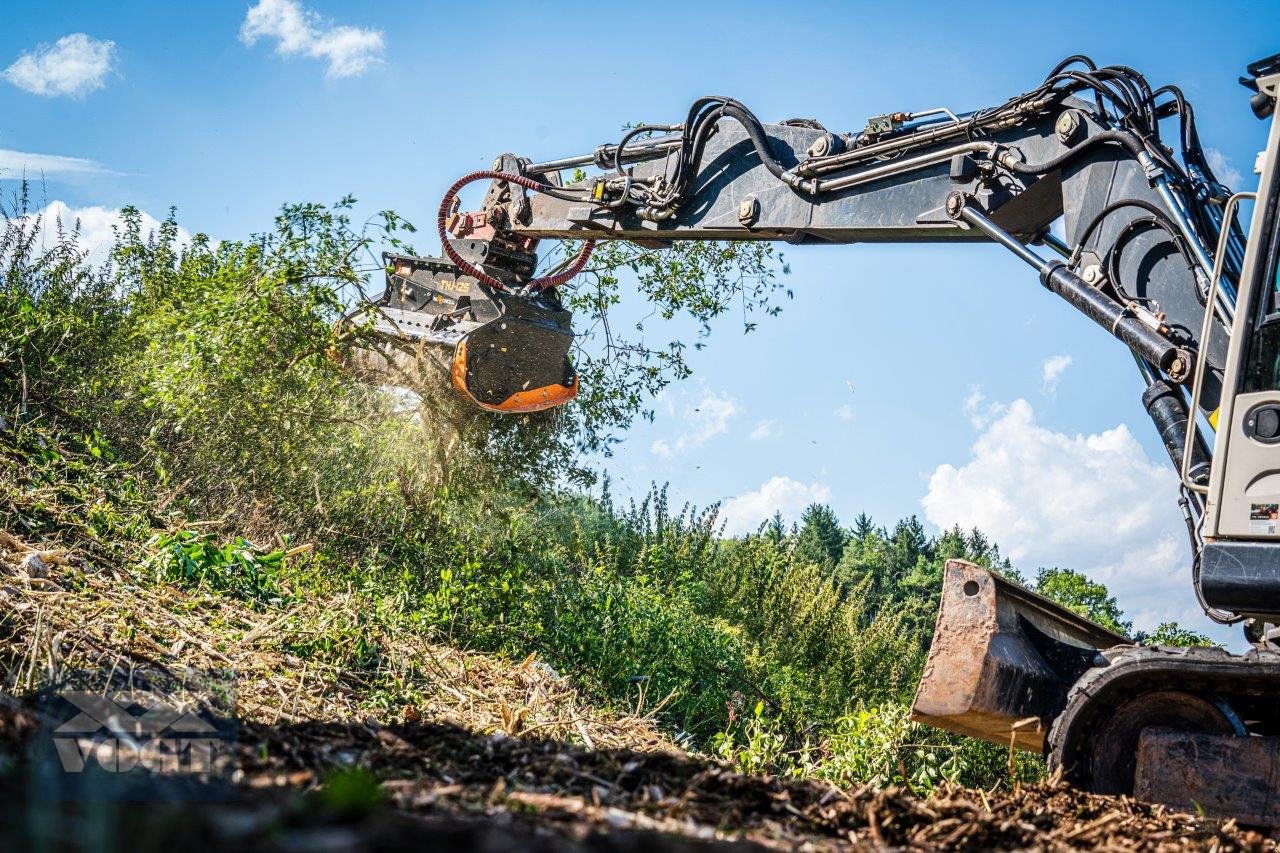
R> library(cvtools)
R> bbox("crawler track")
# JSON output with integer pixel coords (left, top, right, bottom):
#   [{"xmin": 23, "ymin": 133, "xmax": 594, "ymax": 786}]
[{"xmin": 1049, "ymin": 645, "xmax": 1280, "ymax": 795}]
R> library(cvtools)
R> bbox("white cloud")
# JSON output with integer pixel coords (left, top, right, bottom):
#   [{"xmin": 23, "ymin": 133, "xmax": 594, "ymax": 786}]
[
  {"xmin": 748, "ymin": 419, "xmax": 777, "ymax": 440},
  {"xmin": 834, "ymin": 403, "xmax": 856, "ymax": 422},
  {"xmin": 1205, "ymin": 147, "xmax": 1244, "ymax": 189},
  {"xmin": 921, "ymin": 397, "xmax": 1218, "ymax": 637},
  {"xmin": 3, "ymin": 34, "xmax": 116, "ymax": 98},
  {"xmin": 962, "ymin": 386, "xmax": 994, "ymax": 428},
  {"xmin": 240, "ymin": 0, "xmax": 384, "ymax": 79},
  {"xmin": 0, "ymin": 148, "xmax": 107, "ymax": 181},
  {"xmin": 650, "ymin": 388, "xmax": 738, "ymax": 458},
  {"xmin": 720, "ymin": 476, "xmax": 831, "ymax": 536},
  {"xmin": 1041, "ymin": 354, "xmax": 1073, "ymax": 396},
  {"xmin": 17, "ymin": 201, "xmax": 192, "ymax": 263}
]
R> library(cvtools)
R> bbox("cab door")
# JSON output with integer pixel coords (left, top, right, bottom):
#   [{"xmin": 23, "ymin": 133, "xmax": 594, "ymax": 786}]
[{"xmin": 1207, "ymin": 72, "xmax": 1280, "ymax": 542}]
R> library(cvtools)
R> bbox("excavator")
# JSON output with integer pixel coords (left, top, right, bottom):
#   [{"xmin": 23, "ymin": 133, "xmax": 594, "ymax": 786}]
[{"xmin": 369, "ymin": 53, "xmax": 1280, "ymax": 822}]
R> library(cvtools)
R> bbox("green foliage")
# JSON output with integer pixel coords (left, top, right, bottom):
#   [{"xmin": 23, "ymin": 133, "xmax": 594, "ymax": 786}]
[
  {"xmin": 704, "ymin": 525, "xmax": 921, "ymax": 728},
  {"xmin": 814, "ymin": 705, "xmax": 1024, "ymax": 792},
  {"xmin": 149, "ymin": 530, "xmax": 285, "ymax": 603},
  {"xmin": 283, "ymin": 606, "xmax": 384, "ymax": 671},
  {"xmin": 793, "ymin": 504, "xmax": 847, "ymax": 569},
  {"xmin": 98, "ymin": 200, "xmax": 427, "ymax": 539},
  {"xmin": 0, "ymin": 187, "xmax": 125, "ymax": 420},
  {"xmin": 712, "ymin": 700, "xmax": 789, "ymax": 777},
  {"xmin": 822, "ymin": 706, "xmax": 962, "ymax": 790},
  {"xmin": 558, "ymin": 239, "xmax": 787, "ymax": 460},
  {"xmin": 1137, "ymin": 621, "xmax": 1212, "ymax": 647},
  {"xmin": 0, "ymin": 423, "xmax": 156, "ymax": 575},
  {"xmin": 1035, "ymin": 567, "xmax": 1132, "ymax": 636},
  {"xmin": 319, "ymin": 767, "xmax": 385, "ymax": 818},
  {"xmin": 713, "ymin": 703, "xmax": 1044, "ymax": 794}
]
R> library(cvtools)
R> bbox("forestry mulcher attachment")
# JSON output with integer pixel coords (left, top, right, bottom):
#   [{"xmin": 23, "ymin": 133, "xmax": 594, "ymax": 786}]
[
  {"xmin": 374, "ymin": 53, "xmax": 1280, "ymax": 821},
  {"xmin": 372, "ymin": 247, "xmax": 577, "ymax": 412}
]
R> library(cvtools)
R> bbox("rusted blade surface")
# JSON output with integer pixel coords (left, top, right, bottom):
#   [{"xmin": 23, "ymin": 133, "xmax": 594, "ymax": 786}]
[
  {"xmin": 911, "ymin": 560, "xmax": 1128, "ymax": 751},
  {"xmin": 1137, "ymin": 728, "xmax": 1280, "ymax": 826}
]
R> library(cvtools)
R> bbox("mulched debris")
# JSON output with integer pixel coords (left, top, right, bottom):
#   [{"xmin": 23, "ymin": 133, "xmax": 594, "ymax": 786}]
[
  {"xmin": 0, "ymin": 691, "xmax": 1275, "ymax": 850},
  {"xmin": 233, "ymin": 718, "xmax": 1276, "ymax": 851}
]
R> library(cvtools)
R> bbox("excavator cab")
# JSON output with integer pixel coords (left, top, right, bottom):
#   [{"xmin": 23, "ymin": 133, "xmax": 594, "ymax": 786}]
[{"xmin": 1198, "ymin": 55, "xmax": 1280, "ymax": 619}]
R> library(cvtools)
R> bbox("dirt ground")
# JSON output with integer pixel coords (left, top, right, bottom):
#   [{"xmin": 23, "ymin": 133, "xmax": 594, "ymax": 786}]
[{"xmin": 0, "ymin": 701, "xmax": 1274, "ymax": 852}]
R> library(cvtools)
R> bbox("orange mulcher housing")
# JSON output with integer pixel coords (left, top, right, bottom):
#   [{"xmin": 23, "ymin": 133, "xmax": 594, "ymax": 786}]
[{"xmin": 369, "ymin": 251, "xmax": 578, "ymax": 413}]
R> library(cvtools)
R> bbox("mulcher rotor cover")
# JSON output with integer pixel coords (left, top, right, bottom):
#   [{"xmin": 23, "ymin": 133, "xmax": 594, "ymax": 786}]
[{"xmin": 372, "ymin": 251, "xmax": 577, "ymax": 413}]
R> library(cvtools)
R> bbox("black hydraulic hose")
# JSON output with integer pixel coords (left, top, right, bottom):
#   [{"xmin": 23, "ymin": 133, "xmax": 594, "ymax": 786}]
[
  {"xmin": 1154, "ymin": 84, "xmax": 1198, "ymax": 159},
  {"xmin": 1052, "ymin": 71, "xmax": 1133, "ymax": 122},
  {"xmin": 1108, "ymin": 65, "xmax": 1154, "ymax": 106},
  {"xmin": 1092, "ymin": 68, "xmax": 1147, "ymax": 121},
  {"xmin": 1075, "ymin": 198, "xmax": 1197, "ymax": 280},
  {"xmin": 1048, "ymin": 54, "xmax": 1098, "ymax": 75},
  {"xmin": 1106, "ymin": 216, "xmax": 1197, "ymax": 305},
  {"xmin": 719, "ymin": 101, "xmax": 789, "ymax": 180},
  {"xmin": 1002, "ymin": 129, "xmax": 1148, "ymax": 175},
  {"xmin": 642, "ymin": 97, "xmax": 791, "ymax": 208}
]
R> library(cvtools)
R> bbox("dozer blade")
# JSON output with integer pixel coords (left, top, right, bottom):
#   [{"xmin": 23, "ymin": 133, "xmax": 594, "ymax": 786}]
[
  {"xmin": 362, "ymin": 251, "xmax": 577, "ymax": 413},
  {"xmin": 911, "ymin": 560, "xmax": 1129, "ymax": 751}
]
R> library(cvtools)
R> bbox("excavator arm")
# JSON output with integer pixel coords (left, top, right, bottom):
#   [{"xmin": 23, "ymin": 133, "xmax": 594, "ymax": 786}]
[
  {"xmin": 416, "ymin": 59, "xmax": 1235, "ymax": 427},
  {"xmin": 373, "ymin": 53, "xmax": 1280, "ymax": 818}
]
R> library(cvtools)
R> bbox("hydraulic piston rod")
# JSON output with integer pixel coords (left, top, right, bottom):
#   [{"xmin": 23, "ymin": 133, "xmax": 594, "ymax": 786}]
[{"xmin": 955, "ymin": 201, "xmax": 1192, "ymax": 382}]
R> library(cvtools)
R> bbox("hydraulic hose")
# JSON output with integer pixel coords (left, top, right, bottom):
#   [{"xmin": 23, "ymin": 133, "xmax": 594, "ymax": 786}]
[
  {"xmin": 1002, "ymin": 130, "xmax": 1148, "ymax": 175},
  {"xmin": 437, "ymin": 170, "xmax": 595, "ymax": 292},
  {"xmin": 718, "ymin": 102, "xmax": 788, "ymax": 181}
]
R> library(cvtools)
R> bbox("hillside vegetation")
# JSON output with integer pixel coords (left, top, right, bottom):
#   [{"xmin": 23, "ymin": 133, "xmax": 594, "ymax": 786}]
[{"xmin": 0, "ymin": 192, "xmax": 1205, "ymax": 801}]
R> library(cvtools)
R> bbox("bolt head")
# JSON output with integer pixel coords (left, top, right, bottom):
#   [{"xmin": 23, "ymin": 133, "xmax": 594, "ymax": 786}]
[{"xmin": 1056, "ymin": 110, "xmax": 1082, "ymax": 143}]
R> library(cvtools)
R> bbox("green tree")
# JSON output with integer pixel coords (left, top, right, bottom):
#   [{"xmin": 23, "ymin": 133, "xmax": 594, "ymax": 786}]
[
  {"xmin": 547, "ymin": 228, "xmax": 788, "ymax": 472},
  {"xmin": 794, "ymin": 503, "xmax": 847, "ymax": 568},
  {"xmin": 761, "ymin": 511, "xmax": 788, "ymax": 544},
  {"xmin": 1034, "ymin": 567, "xmax": 1132, "ymax": 636},
  {"xmin": 850, "ymin": 512, "xmax": 877, "ymax": 545},
  {"xmin": 1137, "ymin": 621, "xmax": 1212, "ymax": 647}
]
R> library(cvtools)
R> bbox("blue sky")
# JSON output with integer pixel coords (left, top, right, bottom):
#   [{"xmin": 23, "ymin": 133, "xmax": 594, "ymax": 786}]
[{"xmin": 3, "ymin": 0, "xmax": 1278, "ymax": 642}]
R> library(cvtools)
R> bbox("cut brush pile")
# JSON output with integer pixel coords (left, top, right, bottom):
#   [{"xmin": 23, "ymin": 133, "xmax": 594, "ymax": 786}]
[{"xmin": 0, "ymin": 528, "xmax": 674, "ymax": 753}]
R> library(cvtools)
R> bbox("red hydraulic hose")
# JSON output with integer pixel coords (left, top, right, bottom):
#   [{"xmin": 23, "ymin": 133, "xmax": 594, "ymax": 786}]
[{"xmin": 437, "ymin": 170, "xmax": 595, "ymax": 291}]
